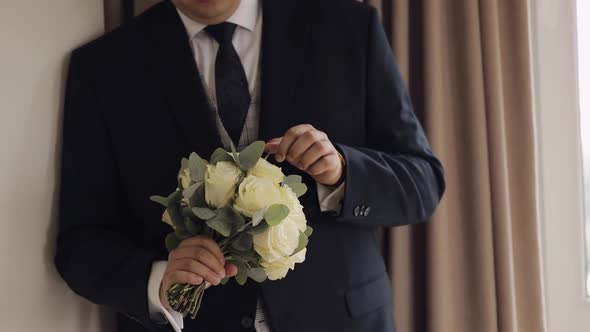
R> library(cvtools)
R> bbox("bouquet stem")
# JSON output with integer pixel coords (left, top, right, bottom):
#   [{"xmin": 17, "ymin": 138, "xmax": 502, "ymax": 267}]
[{"xmin": 167, "ymin": 282, "xmax": 208, "ymax": 319}]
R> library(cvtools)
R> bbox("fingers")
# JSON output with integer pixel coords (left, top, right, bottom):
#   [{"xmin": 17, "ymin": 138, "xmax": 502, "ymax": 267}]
[
  {"xmin": 167, "ymin": 258, "xmax": 224, "ymax": 285},
  {"xmin": 297, "ymin": 141, "xmax": 333, "ymax": 171},
  {"xmin": 307, "ymin": 154, "xmax": 341, "ymax": 177},
  {"xmin": 264, "ymin": 137, "xmax": 282, "ymax": 154},
  {"xmin": 269, "ymin": 124, "xmax": 343, "ymax": 185},
  {"xmin": 225, "ymin": 263, "xmax": 238, "ymax": 277},
  {"xmin": 160, "ymin": 236, "xmax": 236, "ymax": 308},
  {"xmin": 288, "ymin": 130, "xmax": 327, "ymax": 163},
  {"xmin": 177, "ymin": 236, "xmax": 224, "ymax": 264},
  {"xmin": 163, "ymin": 270, "xmax": 204, "ymax": 289},
  {"xmin": 160, "ymin": 269, "xmax": 204, "ymax": 308},
  {"xmin": 169, "ymin": 246, "xmax": 225, "ymax": 276},
  {"xmin": 275, "ymin": 124, "xmax": 315, "ymax": 162},
  {"xmin": 274, "ymin": 127, "xmax": 334, "ymax": 172}
]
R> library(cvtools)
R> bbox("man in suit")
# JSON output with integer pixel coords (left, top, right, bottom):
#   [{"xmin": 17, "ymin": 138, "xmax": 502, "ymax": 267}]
[{"xmin": 55, "ymin": 0, "xmax": 445, "ymax": 331}]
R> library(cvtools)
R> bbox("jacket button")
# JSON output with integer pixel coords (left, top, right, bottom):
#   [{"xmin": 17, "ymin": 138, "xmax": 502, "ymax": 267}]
[
  {"xmin": 241, "ymin": 316, "xmax": 253, "ymax": 329},
  {"xmin": 364, "ymin": 206, "xmax": 371, "ymax": 217},
  {"xmin": 354, "ymin": 205, "xmax": 360, "ymax": 216}
]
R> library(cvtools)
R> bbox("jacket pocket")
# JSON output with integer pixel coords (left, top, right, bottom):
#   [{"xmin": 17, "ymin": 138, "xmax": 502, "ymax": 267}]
[{"xmin": 345, "ymin": 273, "xmax": 392, "ymax": 318}]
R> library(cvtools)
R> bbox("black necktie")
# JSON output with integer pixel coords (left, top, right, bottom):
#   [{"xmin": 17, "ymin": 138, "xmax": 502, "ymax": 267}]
[{"xmin": 205, "ymin": 22, "xmax": 251, "ymax": 146}]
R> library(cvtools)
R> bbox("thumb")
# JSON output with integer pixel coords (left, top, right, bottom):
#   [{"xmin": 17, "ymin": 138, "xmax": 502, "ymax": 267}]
[
  {"xmin": 225, "ymin": 263, "xmax": 238, "ymax": 277},
  {"xmin": 265, "ymin": 137, "xmax": 282, "ymax": 154}
]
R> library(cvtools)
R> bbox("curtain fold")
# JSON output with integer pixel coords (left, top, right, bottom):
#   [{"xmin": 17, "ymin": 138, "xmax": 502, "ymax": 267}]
[
  {"xmin": 366, "ymin": 1, "xmax": 545, "ymax": 331},
  {"xmin": 107, "ymin": 1, "xmax": 545, "ymax": 331},
  {"xmin": 104, "ymin": 0, "xmax": 133, "ymax": 31}
]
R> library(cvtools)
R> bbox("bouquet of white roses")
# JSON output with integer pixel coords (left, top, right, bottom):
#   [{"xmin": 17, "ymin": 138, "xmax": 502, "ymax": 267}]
[{"xmin": 150, "ymin": 141, "xmax": 312, "ymax": 319}]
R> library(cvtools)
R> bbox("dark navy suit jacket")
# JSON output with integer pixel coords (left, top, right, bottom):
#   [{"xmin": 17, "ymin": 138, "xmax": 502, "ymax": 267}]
[{"xmin": 55, "ymin": 0, "xmax": 445, "ymax": 331}]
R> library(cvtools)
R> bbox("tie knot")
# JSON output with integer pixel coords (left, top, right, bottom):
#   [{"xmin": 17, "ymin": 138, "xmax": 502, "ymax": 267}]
[{"xmin": 205, "ymin": 22, "xmax": 237, "ymax": 44}]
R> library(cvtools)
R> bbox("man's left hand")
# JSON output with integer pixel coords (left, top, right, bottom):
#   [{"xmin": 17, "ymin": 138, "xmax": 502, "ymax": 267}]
[{"xmin": 265, "ymin": 124, "xmax": 344, "ymax": 186}]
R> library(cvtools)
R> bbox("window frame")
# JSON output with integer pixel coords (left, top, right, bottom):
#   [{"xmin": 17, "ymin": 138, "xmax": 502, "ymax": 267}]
[
  {"xmin": 530, "ymin": 0, "xmax": 590, "ymax": 330},
  {"xmin": 574, "ymin": 0, "xmax": 590, "ymax": 300}
]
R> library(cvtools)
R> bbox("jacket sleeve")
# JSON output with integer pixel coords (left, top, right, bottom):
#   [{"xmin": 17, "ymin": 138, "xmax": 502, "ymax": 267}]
[
  {"xmin": 54, "ymin": 50, "xmax": 165, "ymax": 331},
  {"xmin": 335, "ymin": 7, "xmax": 445, "ymax": 227}
]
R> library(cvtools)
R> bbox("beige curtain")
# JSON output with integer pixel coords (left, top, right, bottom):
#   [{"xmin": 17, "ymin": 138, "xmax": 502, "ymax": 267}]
[
  {"xmin": 107, "ymin": 0, "xmax": 545, "ymax": 331},
  {"xmin": 365, "ymin": 0, "xmax": 545, "ymax": 331},
  {"xmin": 104, "ymin": 0, "xmax": 133, "ymax": 31}
]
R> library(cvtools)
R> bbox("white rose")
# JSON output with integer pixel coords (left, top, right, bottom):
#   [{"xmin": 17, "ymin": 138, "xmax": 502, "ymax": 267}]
[
  {"xmin": 233, "ymin": 175, "xmax": 282, "ymax": 217},
  {"xmin": 280, "ymin": 185, "xmax": 307, "ymax": 232},
  {"xmin": 248, "ymin": 158, "xmax": 285, "ymax": 184},
  {"xmin": 253, "ymin": 217, "xmax": 300, "ymax": 263},
  {"xmin": 179, "ymin": 168, "xmax": 191, "ymax": 190},
  {"xmin": 162, "ymin": 209, "xmax": 174, "ymax": 228},
  {"xmin": 262, "ymin": 248, "xmax": 307, "ymax": 280},
  {"xmin": 204, "ymin": 161, "xmax": 241, "ymax": 209}
]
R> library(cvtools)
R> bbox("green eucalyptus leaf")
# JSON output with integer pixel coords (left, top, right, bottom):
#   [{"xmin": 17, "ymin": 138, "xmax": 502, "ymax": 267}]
[
  {"xmin": 185, "ymin": 218, "xmax": 202, "ymax": 235},
  {"xmin": 285, "ymin": 182, "xmax": 308, "ymax": 198},
  {"xmin": 247, "ymin": 222, "xmax": 269, "ymax": 235},
  {"xmin": 178, "ymin": 158, "xmax": 189, "ymax": 176},
  {"xmin": 234, "ymin": 261, "xmax": 248, "ymax": 286},
  {"xmin": 201, "ymin": 223, "xmax": 214, "ymax": 238},
  {"xmin": 283, "ymin": 174, "xmax": 302, "ymax": 186},
  {"xmin": 247, "ymin": 268, "xmax": 267, "ymax": 283},
  {"xmin": 168, "ymin": 205, "xmax": 186, "ymax": 232},
  {"xmin": 292, "ymin": 231, "xmax": 308, "ymax": 256},
  {"xmin": 206, "ymin": 215, "xmax": 232, "ymax": 237},
  {"xmin": 177, "ymin": 158, "xmax": 191, "ymax": 190},
  {"xmin": 248, "ymin": 259, "xmax": 262, "ymax": 269},
  {"xmin": 216, "ymin": 207, "xmax": 246, "ymax": 233},
  {"xmin": 251, "ymin": 208, "xmax": 266, "ymax": 227},
  {"xmin": 175, "ymin": 226, "xmax": 191, "ymax": 240},
  {"xmin": 150, "ymin": 190, "xmax": 182, "ymax": 208},
  {"xmin": 181, "ymin": 207, "xmax": 194, "ymax": 218},
  {"xmin": 205, "ymin": 206, "xmax": 242, "ymax": 237},
  {"xmin": 182, "ymin": 182, "xmax": 202, "ymax": 201},
  {"xmin": 304, "ymin": 225, "xmax": 314, "ymax": 237},
  {"xmin": 231, "ymin": 233, "xmax": 253, "ymax": 252},
  {"xmin": 227, "ymin": 206, "xmax": 246, "ymax": 231},
  {"xmin": 220, "ymin": 277, "xmax": 230, "ymax": 285},
  {"xmin": 192, "ymin": 207, "xmax": 217, "ymax": 220},
  {"xmin": 210, "ymin": 148, "xmax": 234, "ymax": 165},
  {"xmin": 165, "ymin": 233, "xmax": 181, "ymax": 252},
  {"xmin": 226, "ymin": 253, "xmax": 248, "ymax": 263},
  {"xmin": 170, "ymin": 190, "xmax": 183, "ymax": 204},
  {"xmin": 229, "ymin": 141, "xmax": 240, "ymax": 168},
  {"xmin": 265, "ymin": 204, "xmax": 290, "ymax": 226},
  {"xmin": 188, "ymin": 153, "xmax": 208, "ymax": 183},
  {"xmin": 150, "ymin": 195, "xmax": 169, "ymax": 208},
  {"xmin": 189, "ymin": 184, "xmax": 207, "ymax": 207},
  {"xmin": 238, "ymin": 141, "xmax": 265, "ymax": 170},
  {"xmin": 229, "ymin": 250, "xmax": 257, "ymax": 263}
]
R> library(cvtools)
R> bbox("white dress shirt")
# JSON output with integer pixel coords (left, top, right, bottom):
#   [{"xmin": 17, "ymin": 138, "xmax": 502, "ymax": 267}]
[{"xmin": 147, "ymin": 1, "xmax": 345, "ymax": 331}]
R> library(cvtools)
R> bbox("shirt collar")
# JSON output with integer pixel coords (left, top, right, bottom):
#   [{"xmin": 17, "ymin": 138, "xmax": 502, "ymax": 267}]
[{"xmin": 176, "ymin": 0, "xmax": 260, "ymax": 38}]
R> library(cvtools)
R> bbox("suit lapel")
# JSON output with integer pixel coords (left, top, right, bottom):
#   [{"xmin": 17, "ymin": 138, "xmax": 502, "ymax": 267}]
[
  {"xmin": 140, "ymin": 1, "xmax": 221, "ymax": 157},
  {"xmin": 259, "ymin": 0, "xmax": 312, "ymax": 141}
]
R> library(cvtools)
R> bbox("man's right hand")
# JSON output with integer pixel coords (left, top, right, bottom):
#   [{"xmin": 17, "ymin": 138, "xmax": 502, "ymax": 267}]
[{"xmin": 160, "ymin": 236, "xmax": 238, "ymax": 309}]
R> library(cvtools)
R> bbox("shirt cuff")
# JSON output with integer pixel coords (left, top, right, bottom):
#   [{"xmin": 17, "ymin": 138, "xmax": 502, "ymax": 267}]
[
  {"xmin": 316, "ymin": 181, "xmax": 345, "ymax": 214},
  {"xmin": 148, "ymin": 261, "xmax": 184, "ymax": 332}
]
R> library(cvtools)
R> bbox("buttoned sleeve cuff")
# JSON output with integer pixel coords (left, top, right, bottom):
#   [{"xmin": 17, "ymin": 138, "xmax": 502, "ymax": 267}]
[
  {"xmin": 316, "ymin": 182, "xmax": 345, "ymax": 214},
  {"xmin": 148, "ymin": 261, "xmax": 184, "ymax": 332}
]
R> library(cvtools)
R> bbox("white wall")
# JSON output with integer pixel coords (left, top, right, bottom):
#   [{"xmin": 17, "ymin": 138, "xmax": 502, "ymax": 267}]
[
  {"xmin": 530, "ymin": 0, "xmax": 590, "ymax": 331},
  {"xmin": 0, "ymin": 1, "xmax": 113, "ymax": 331}
]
